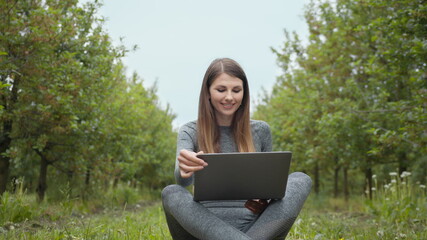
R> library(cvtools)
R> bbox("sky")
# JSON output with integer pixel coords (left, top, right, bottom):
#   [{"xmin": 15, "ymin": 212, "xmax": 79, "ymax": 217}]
[{"xmin": 96, "ymin": 0, "xmax": 311, "ymax": 128}]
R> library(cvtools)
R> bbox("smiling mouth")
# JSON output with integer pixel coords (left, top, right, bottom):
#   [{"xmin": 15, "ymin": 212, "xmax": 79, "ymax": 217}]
[{"xmin": 221, "ymin": 103, "xmax": 234, "ymax": 109}]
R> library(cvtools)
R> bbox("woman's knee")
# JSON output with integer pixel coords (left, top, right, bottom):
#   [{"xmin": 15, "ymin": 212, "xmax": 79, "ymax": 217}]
[
  {"xmin": 288, "ymin": 172, "xmax": 312, "ymax": 190},
  {"xmin": 162, "ymin": 185, "xmax": 191, "ymax": 208},
  {"xmin": 162, "ymin": 185, "xmax": 183, "ymax": 201},
  {"xmin": 162, "ymin": 185, "xmax": 179, "ymax": 211},
  {"xmin": 162, "ymin": 184, "xmax": 179, "ymax": 197}
]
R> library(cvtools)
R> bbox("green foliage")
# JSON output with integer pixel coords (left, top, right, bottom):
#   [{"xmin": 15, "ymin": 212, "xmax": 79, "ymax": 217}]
[
  {"xmin": 1, "ymin": 203, "xmax": 171, "ymax": 240},
  {"xmin": 0, "ymin": 187, "xmax": 169, "ymax": 239},
  {"xmin": 0, "ymin": 179, "xmax": 34, "ymax": 225},
  {"xmin": 1, "ymin": 188, "xmax": 425, "ymax": 239},
  {"xmin": 0, "ymin": 183, "xmax": 159, "ymax": 223},
  {"xmin": 254, "ymin": 0, "xmax": 427, "ymax": 196},
  {"xmin": 288, "ymin": 191, "xmax": 426, "ymax": 239},
  {"xmin": 0, "ymin": 193, "xmax": 33, "ymax": 225},
  {"xmin": 103, "ymin": 184, "xmax": 150, "ymax": 207},
  {"xmin": 0, "ymin": 0, "xmax": 176, "ymax": 202},
  {"xmin": 367, "ymin": 171, "xmax": 426, "ymax": 226}
]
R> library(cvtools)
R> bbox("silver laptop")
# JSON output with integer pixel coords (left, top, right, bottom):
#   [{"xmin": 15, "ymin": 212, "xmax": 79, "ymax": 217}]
[{"xmin": 194, "ymin": 151, "xmax": 292, "ymax": 201}]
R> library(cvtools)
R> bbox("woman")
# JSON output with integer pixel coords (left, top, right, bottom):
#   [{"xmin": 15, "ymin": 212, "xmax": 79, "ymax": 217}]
[{"xmin": 162, "ymin": 58, "xmax": 311, "ymax": 240}]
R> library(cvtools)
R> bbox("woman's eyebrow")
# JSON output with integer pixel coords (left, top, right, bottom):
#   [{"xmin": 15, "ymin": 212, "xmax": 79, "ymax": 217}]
[{"xmin": 214, "ymin": 84, "xmax": 242, "ymax": 89}]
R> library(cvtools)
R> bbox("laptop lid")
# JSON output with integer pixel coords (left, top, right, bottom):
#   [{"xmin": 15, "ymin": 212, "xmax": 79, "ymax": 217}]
[{"xmin": 194, "ymin": 151, "xmax": 292, "ymax": 201}]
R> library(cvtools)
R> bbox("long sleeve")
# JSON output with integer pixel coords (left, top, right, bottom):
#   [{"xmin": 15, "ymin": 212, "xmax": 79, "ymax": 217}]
[
  {"xmin": 251, "ymin": 120, "xmax": 273, "ymax": 152},
  {"xmin": 174, "ymin": 121, "xmax": 198, "ymax": 187}
]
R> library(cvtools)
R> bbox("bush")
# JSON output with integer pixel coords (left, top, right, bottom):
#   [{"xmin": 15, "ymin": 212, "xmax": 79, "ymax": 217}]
[
  {"xmin": 367, "ymin": 171, "xmax": 426, "ymax": 226},
  {"xmin": 0, "ymin": 179, "xmax": 34, "ymax": 225}
]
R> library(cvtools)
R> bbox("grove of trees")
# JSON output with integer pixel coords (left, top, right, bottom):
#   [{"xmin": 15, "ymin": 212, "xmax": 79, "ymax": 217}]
[
  {"xmin": 0, "ymin": 0, "xmax": 176, "ymax": 201},
  {"xmin": 1, "ymin": 0, "xmax": 425, "ymax": 203},
  {"xmin": 254, "ymin": 0, "xmax": 426, "ymax": 199}
]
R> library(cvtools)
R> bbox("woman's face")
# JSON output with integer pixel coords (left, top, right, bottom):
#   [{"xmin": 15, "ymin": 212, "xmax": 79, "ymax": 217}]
[{"xmin": 209, "ymin": 73, "xmax": 244, "ymax": 126}]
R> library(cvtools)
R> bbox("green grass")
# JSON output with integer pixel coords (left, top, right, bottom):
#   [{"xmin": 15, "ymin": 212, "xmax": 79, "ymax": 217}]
[
  {"xmin": 2, "ymin": 195, "xmax": 425, "ymax": 240},
  {"xmin": 0, "ymin": 182, "xmax": 171, "ymax": 240},
  {"xmin": 0, "ymin": 202, "xmax": 171, "ymax": 240},
  {"xmin": 1, "ymin": 172, "xmax": 425, "ymax": 239},
  {"xmin": 287, "ymin": 195, "xmax": 426, "ymax": 240},
  {"xmin": 287, "ymin": 171, "xmax": 427, "ymax": 240}
]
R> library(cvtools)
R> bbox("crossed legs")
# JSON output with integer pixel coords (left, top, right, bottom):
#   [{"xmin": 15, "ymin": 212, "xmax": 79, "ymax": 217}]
[
  {"xmin": 162, "ymin": 185, "xmax": 251, "ymax": 240},
  {"xmin": 162, "ymin": 172, "xmax": 312, "ymax": 240}
]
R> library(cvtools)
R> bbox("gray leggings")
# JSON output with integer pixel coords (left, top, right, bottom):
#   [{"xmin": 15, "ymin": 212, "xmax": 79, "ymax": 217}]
[{"xmin": 162, "ymin": 172, "xmax": 312, "ymax": 240}]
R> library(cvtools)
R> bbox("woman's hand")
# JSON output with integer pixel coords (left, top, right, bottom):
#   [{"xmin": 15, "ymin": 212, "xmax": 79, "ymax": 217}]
[{"xmin": 177, "ymin": 149, "xmax": 208, "ymax": 178}]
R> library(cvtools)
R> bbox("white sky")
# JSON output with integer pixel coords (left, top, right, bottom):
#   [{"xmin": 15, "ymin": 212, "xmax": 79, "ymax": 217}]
[{"xmin": 97, "ymin": 0, "xmax": 310, "ymax": 128}]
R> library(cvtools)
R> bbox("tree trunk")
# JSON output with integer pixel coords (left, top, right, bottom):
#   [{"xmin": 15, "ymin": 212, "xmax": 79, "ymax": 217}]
[
  {"xmin": 423, "ymin": 162, "xmax": 427, "ymax": 185},
  {"xmin": 334, "ymin": 165, "xmax": 340, "ymax": 198},
  {"xmin": 131, "ymin": 178, "xmax": 137, "ymax": 188},
  {"xmin": 67, "ymin": 170, "xmax": 73, "ymax": 181},
  {"xmin": 343, "ymin": 167, "xmax": 349, "ymax": 201},
  {"xmin": 0, "ymin": 69, "xmax": 20, "ymax": 195},
  {"xmin": 66, "ymin": 170, "xmax": 73, "ymax": 198},
  {"xmin": 85, "ymin": 167, "xmax": 91, "ymax": 186},
  {"xmin": 0, "ymin": 121, "xmax": 12, "ymax": 194},
  {"xmin": 314, "ymin": 163, "xmax": 320, "ymax": 195},
  {"xmin": 83, "ymin": 167, "xmax": 91, "ymax": 201},
  {"xmin": 104, "ymin": 179, "xmax": 110, "ymax": 190},
  {"xmin": 398, "ymin": 151, "xmax": 407, "ymax": 176},
  {"xmin": 0, "ymin": 155, "xmax": 10, "ymax": 194},
  {"xmin": 113, "ymin": 177, "xmax": 119, "ymax": 189},
  {"xmin": 365, "ymin": 167, "xmax": 373, "ymax": 200},
  {"xmin": 36, "ymin": 153, "xmax": 49, "ymax": 202}
]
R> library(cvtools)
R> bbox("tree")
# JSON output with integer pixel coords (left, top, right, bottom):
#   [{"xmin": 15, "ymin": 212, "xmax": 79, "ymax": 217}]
[
  {"xmin": 1, "ymin": 0, "xmax": 177, "ymax": 201},
  {"xmin": 254, "ymin": 0, "xmax": 427, "ymax": 197},
  {"xmin": 0, "ymin": 0, "xmax": 125, "ymax": 199}
]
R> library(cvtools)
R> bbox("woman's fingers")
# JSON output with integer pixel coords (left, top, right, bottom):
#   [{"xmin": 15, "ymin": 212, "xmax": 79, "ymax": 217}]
[
  {"xmin": 178, "ymin": 162, "xmax": 204, "ymax": 179},
  {"xmin": 177, "ymin": 155, "xmax": 198, "ymax": 166},
  {"xmin": 180, "ymin": 169, "xmax": 194, "ymax": 178},
  {"xmin": 179, "ymin": 149, "xmax": 208, "ymax": 166},
  {"xmin": 178, "ymin": 149, "xmax": 208, "ymax": 178},
  {"xmin": 179, "ymin": 162, "xmax": 204, "ymax": 172}
]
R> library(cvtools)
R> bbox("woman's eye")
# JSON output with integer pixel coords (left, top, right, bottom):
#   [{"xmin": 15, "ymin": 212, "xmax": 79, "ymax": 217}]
[
  {"xmin": 217, "ymin": 89, "xmax": 225, "ymax": 93},
  {"xmin": 233, "ymin": 89, "xmax": 241, "ymax": 93}
]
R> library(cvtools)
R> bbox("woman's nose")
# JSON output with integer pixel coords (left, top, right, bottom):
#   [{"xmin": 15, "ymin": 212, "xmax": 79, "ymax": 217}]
[{"xmin": 225, "ymin": 91, "xmax": 233, "ymax": 100}]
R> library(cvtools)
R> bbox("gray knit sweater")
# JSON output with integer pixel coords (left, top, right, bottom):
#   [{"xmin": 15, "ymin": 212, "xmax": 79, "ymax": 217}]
[{"xmin": 174, "ymin": 120, "xmax": 273, "ymax": 187}]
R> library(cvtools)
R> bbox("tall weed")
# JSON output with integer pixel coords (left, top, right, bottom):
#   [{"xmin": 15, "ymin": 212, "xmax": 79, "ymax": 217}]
[
  {"xmin": 368, "ymin": 171, "xmax": 426, "ymax": 226},
  {"xmin": 0, "ymin": 178, "xmax": 34, "ymax": 225}
]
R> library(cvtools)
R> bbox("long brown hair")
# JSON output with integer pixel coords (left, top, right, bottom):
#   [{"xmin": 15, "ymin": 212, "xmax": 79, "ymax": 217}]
[{"xmin": 197, "ymin": 58, "xmax": 255, "ymax": 153}]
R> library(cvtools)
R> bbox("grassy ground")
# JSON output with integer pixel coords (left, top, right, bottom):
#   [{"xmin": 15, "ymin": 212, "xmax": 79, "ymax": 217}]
[
  {"xmin": 287, "ymin": 195, "xmax": 426, "ymax": 240},
  {"xmin": 286, "ymin": 172, "xmax": 427, "ymax": 240},
  {"xmin": 1, "ymin": 195, "xmax": 425, "ymax": 240},
  {"xmin": 0, "ymin": 201, "xmax": 171, "ymax": 240},
  {"xmin": 1, "ymin": 173, "xmax": 426, "ymax": 239}
]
